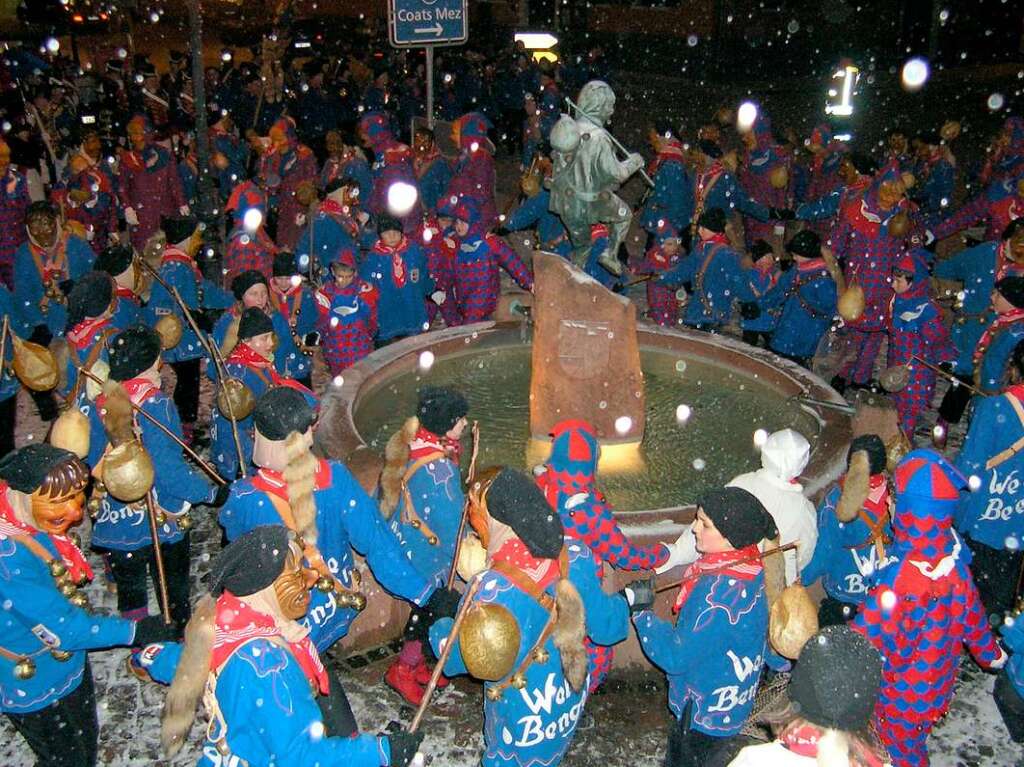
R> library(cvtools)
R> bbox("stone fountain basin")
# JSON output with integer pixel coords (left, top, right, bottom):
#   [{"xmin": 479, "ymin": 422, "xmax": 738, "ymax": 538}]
[{"xmin": 315, "ymin": 321, "xmax": 852, "ymax": 664}]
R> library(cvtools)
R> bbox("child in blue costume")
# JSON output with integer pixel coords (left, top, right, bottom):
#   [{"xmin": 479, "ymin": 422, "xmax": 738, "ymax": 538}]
[
  {"xmin": 381, "ymin": 386, "xmax": 469, "ymax": 705},
  {"xmin": 633, "ymin": 487, "xmax": 777, "ymax": 767},
  {"xmin": 133, "ymin": 526, "xmax": 425, "ymax": 767},
  {"xmin": 974, "ymin": 275, "xmax": 1024, "ymax": 398},
  {"xmin": 536, "ymin": 419, "xmax": 670, "ymax": 691},
  {"xmin": 211, "ymin": 307, "xmax": 316, "ymax": 479},
  {"xmin": 87, "ymin": 326, "xmax": 223, "ymax": 627},
  {"xmin": 640, "ymin": 122, "xmax": 694, "ymax": 240},
  {"xmin": 361, "ymin": 214, "xmax": 434, "ymax": 343},
  {"xmin": 0, "ymin": 444, "xmax": 175, "ymax": 766},
  {"xmin": 955, "ymin": 338, "xmax": 1024, "ymax": 622},
  {"xmin": 739, "ymin": 239, "xmax": 779, "ymax": 348},
  {"xmin": 219, "ymin": 387, "xmax": 455, "ymax": 653},
  {"xmin": 430, "ymin": 468, "xmax": 630, "ymax": 767},
  {"xmin": 93, "ymin": 244, "xmax": 144, "ymax": 329},
  {"xmin": 802, "ymin": 434, "xmax": 896, "ymax": 626},
  {"xmin": 268, "ymin": 251, "xmax": 317, "ymax": 389}
]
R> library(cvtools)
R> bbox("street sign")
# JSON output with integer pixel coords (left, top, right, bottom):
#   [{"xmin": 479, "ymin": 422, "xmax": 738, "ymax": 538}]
[{"xmin": 388, "ymin": 0, "xmax": 468, "ymax": 48}]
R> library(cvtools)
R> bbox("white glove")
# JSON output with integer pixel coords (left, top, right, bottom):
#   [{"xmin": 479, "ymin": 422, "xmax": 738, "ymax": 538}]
[
  {"xmin": 654, "ymin": 527, "xmax": 698, "ymax": 574},
  {"xmin": 295, "ymin": 212, "xmax": 307, "ymax": 227},
  {"xmin": 124, "ymin": 206, "xmax": 139, "ymax": 226},
  {"xmin": 924, "ymin": 228, "xmax": 936, "ymax": 246},
  {"xmin": 179, "ymin": 205, "xmax": 190, "ymax": 216},
  {"xmin": 991, "ymin": 646, "xmax": 1009, "ymax": 670},
  {"xmin": 431, "ymin": 290, "xmax": 446, "ymax": 306}
]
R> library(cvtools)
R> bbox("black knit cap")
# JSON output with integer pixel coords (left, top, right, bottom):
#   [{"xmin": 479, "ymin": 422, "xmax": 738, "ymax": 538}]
[
  {"xmin": 997, "ymin": 275, "xmax": 1024, "ymax": 310},
  {"xmin": 0, "ymin": 444, "xmax": 79, "ymax": 494},
  {"xmin": 66, "ymin": 271, "xmax": 113, "ymax": 327},
  {"xmin": 849, "ymin": 434, "xmax": 887, "ymax": 476},
  {"xmin": 161, "ymin": 215, "xmax": 199, "ymax": 245},
  {"xmin": 787, "ymin": 230, "xmax": 821, "ymax": 260},
  {"xmin": 238, "ymin": 307, "xmax": 274, "ymax": 340},
  {"xmin": 231, "ymin": 269, "xmax": 268, "ymax": 301},
  {"xmin": 253, "ymin": 387, "xmax": 316, "ymax": 440},
  {"xmin": 108, "ymin": 325, "xmax": 162, "ymax": 381},
  {"xmin": 377, "ymin": 214, "xmax": 403, "ymax": 235},
  {"xmin": 750, "ymin": 239, "xmax": 774, "ymax": 260},
  {"xmin": 487, "ymin": 468, "xmax": 564, "ymax": 559},
  {"xmin": 94, "ymin": 244, "xmax": 134, "ymax": 278},
  {"xmin": 697, "ymin": 487, "xmax": 778, "ymax": 549},
  {"xmin": 417, "ymin": 386, "xmax": 468, "ymax": 437},
  {"xmin": 273, "ymin": 251, "xmax": 298, "ymax": 278},
  {"xmin": 697, "ymin": 139, "xmax": 723, "ymax": 159},
  {"xmin": 210, "ymin": 525, "xmax": 293, "ymax": 597},
  {"xmin": 698, "ymin": 207, "xmax": 727, "ymax": 234},
  {"xmin": 790, "ymin": 625, "xmax": 882, "ymax": 731}
]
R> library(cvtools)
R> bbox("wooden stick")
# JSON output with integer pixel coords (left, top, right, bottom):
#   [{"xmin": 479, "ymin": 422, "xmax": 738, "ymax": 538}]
[
  {"xmin": 910, "ymin": 355, "xmax": 985, "ymax": 396},
  {"xmin": 654, "ymin": 541, "xmax": 798, "ymax": 594},
  {"xmin": 624, "ymin": 273, "xmax": 656, "ymax": 288},
  {"xmin": 408, "ymin": 576, "xmax": 483, "ymax": 733},
  {"xmin": 446, "ymin": 421, "xmax": 480, "ymax": 589},
  {"xmin": 145, "ymin": 490, "xmax": 173, "ymax": 626},
  {"xmin": 135, "ymin": 259, "xmax": 217, "ymax": 360},
  {"xmin": 0, "ymin": 315, "xmax": 9, "ymax": 377},
  {"xmin": 77, "ymin": 366, "xmax": 227, "ymax": 486}
]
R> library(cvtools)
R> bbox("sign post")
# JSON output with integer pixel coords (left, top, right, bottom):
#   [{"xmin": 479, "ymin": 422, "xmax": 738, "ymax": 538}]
[{"xmin": 389, "ymin": 0, "xmax": 468, "ymax": 129}]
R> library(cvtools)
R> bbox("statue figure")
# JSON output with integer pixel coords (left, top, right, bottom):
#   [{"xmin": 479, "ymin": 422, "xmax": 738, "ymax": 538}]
[{"xmin": 548, "ymin": 80, "xmax": 644, "ymax": 276}]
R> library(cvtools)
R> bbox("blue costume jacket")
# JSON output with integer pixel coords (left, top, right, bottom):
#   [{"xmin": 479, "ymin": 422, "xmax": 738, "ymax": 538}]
[
  {"xmin": 0, "ymin": 514, "xmax": 135, "ymax": 713},
  {"xmin": 633, "ymin": 557, "xmax": 768, "ymax": 738},
  {"xmin": 0, "ymin": 286, "xmax": 29, "ymax": 403},
  {"xmin": 933, "ymin": 241, "xmax": 1004, "ymax": 376},
  {"xmin": 269, "ymin": 286, "xmax": 316, "ymax": 382},
  {"xmin": 430, "ymin": 540, "xmax": 629, "ymax": 767},
  {"xmin": 659, "ymin": 238, "xmax": 757, "ymax": 328},
  {"xmin": 641, "ymin": 155, "xmax": 694, "ymax": 234},
  {"xmin": 976, "ymin": 318, "xmax": 1024, "ymax": 395},
  {"xmin": 955, "ymin": 389, "xmax": 1024, "ymax": 551},
  {"xmin": 14, "ymin": 234, "xmax": 95, "ymax": 336},
  {"xmin": 360, "ymin": 237, "xmax": 434, "ymax": 340},
  {"xmin": 415, "ymin": 155, "xmax": 453, "ymax": 213},
  {"xmin": 505, "ymin": 188, "xmax": 572, "ymax": 259},
  {"xmin": 86, "ymin": 381, "xmax": 215, "ymax": 550},
  {"xmin": 220, "ymin": 460, "xmax": 433, "ymax": 651},
  {"xmin": 760, "ymin": 259, "xmax": 837, "ymax": 359},
  {"xmin": 1002, "ymin": 609, "xmax": 1024, "ymax": 700},
  {"xmin": 110, "ymin": 290, "xmax": 144, "ymax": 329},
  {"xmin": 801, "ymin": 484, "xmax": 896, "ymax": 606}
]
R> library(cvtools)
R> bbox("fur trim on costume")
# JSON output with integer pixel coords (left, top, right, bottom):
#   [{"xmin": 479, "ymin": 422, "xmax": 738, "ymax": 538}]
[
  {"xmin": 101, "ymin": 379, "xmax": 135, "ymax": 447},
  {"xmin": 553, "ymin": 578, "xmax": 588, "ymax": 692},
  {"xmin": 219, "ymin": 315, "xmax": 240, "ymax": 361},
  {"xmin": 763, "ymin": 535, "xmax": 786, "ymax": 605},
  {"xmin": 837, "ymin": 451, "xmax": 871, "ymax": 523},
  {"xmin": 379, "ymin": 416, "xmax": 418, "ymax": 518},
  {"xmin": 283, "ymin": 431, "xmax": 318, "ymax": 546},
  {"xmin": 161, "ymin": 595, "xmax": 217, "ymax": 757}
]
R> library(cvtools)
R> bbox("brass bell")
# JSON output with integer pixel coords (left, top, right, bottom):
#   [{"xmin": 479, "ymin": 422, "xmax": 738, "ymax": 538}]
[
  {"xmin": 68, "ymin": 532, "xmax": 82, "ymax": 549},
  {"xmin": 532, "ymin": 648, "xmax": 550, "ymax": 665},
  {"xmin": 87, "ymin": 498, "xmax": 101, "ymax": 517},
  {"xmin": 315, "ymin": 576, "xmax": 334, "ymax": 593},
  {"xmin": 14, "ymin": 657, "xmax": 36, "ymax": 680},
  {"xmin": 49, "ymin": 560, "xmax": 68, "ymax": 578},
  {"xmin": 411, "ymin": 519, "xmax": 421, "ymax": 529},
  {"xmin": 102, "ymin": 440, "xmax": 155, "ymax": 502},
  {"xmin": 176, "ymin": 514, "xmax": 193, "ymax": 531},
  {"xmin": 154, "ymin": 511, "xmax": 167, "ymax": 525},
  {"xmin": 511, "ymin": 673, "xmax": 527, "ymax": 690},
  {"xmin": 217, "ymin": 377, "xmax": 255, "ymax": 420},
  {"xmin": 69, "ymin": 592, "xmax": 90, "ymax": 609},
  {"xmin": 485, "ymin": 686, "xmax": 504, "ymax": 702},
  {"xmin": 51, "ymin": 649, "xmax": 73, "ymax": 662},
  {"xmin": 427, "ymin": 535, "xmax": 438, "ymax": 546},
  {"xmin": 350, "ymin": 593, "xmax": 367, "ymax": 612},
  {"xmin": 60, "ymin": 581, "xmax": 78, "ymax": 598}
]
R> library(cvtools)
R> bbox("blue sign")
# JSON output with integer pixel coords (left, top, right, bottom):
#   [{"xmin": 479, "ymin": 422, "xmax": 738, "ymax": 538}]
[{"xmin": 389, "ymin": 0, "xmax": 468, "ymax": 47}]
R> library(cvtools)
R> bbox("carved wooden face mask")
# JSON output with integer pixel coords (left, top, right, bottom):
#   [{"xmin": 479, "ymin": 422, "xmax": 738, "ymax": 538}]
[
  {"xmin": 273, "ymin": 552, "xmax": 314, "ymax": 621},
  {"xmin": 30, "ymin": 489, "xmax": 86, "ymax": 536}
]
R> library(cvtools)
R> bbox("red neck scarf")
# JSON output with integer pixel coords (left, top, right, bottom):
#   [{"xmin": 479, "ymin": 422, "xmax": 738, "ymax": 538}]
[
  {"xmin": 96, "ymin": 376, "xmax": 161, "ymax": 411},
  {"xmin": 0, "ymin": 483, "xmax": 94, "ymax": 584},
  {"xmin": 491, "ymin": 538, "xmax": 561, "ymax": 593},
  {"xmin": 975, "ymin": 307, "xmax": 1024, "ymax": 366},
  {"xmin": 212, "ymin": 591, "xmax": 328, "ymax": 694},
  {"xmin": 161, "ymin": 246, "xmax": 202, "ymax": 281},
  {"xmin": 227, "ymin": 343, "xmax": 315, "ymax": 396},
  {"xmin": 408, "ymin": 426, "xmax": 462, "ymax": 464},
  {"xmin": 673, "ymin": 545, "xmax": 762, "ymax": 613},
  {"xmin": 648, "ymin": 139, "xmax": 686, "ymax": 175},
  {"xmin": 115, "ymin": 286, "xmax": 141, "ymax": 304},
  {"xmin": 251, "ymin": 461, "xmax": 332, "ymax": 500},
  {"xmin": 272, "ymin": 285, "xmax": 300, "ymax": 319},
  {"xmin": 701, "ymin": 232, "xmax": 730, "ymax": 247},
  {"xmin": 372, "ymin": 238, "xmax": 409, "ymax": 288},
  {"xmin": 66, "ymin": 316, "xmax": 111, "ymax": 352}
]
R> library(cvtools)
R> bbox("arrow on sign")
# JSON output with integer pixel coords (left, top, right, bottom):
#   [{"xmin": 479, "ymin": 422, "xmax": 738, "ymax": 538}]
[{"xmin": 414, "ymin": 22, "xmax": 443, "ymax": 35}]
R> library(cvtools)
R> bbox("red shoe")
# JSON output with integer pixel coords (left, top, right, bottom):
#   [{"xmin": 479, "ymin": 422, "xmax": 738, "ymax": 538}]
[
  {"xmin": 385, "ymin": 659, "xmax": 426, "ymax": 706},
  {"xmin": 414, "ymin": 662, "xmax": 449, "ymax": 689}
]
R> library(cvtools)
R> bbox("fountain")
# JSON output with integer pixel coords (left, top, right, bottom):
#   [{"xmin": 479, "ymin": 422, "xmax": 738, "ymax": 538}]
[{"xmin": 315, "ymin": 253, "xmax": 853, "ymax": 663}]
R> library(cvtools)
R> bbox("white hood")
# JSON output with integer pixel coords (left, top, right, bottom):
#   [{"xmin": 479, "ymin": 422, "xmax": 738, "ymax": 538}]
[{"xmin": 759, "ymin": 429, "xmax": 810, "ymax": 484}]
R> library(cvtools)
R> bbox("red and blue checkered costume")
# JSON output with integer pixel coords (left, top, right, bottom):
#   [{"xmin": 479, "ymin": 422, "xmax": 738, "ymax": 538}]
[
  {"xmin": 60, "ymin": 151, "xmax": 119, "ymax": 254},
  {"xmin": 358, "ymin": 113, "xmax": 423, "ymax": 234},
  {"xmin": 118, "ymin": 116, "xmax": 186, "ymax": 252},
  {"xmin": 536, "ymin": 419, "xmax": 669, "ymax": 690},
  {"xmin": 315, "ymin": 264, "xmax": 379, "ymax": 375},
  {"xmin": 257, "ymin": 118, "xmax": 318, "ymax": 251},
  {"xmin": 0, "ymin": 165, "xmax": 28, "ymax": 289},
  {"xmin": 224, "ymin": 181, "xmax": 278, "ymax": 281},
  {"xmin": 853, "ymin": 450, "xmax": 1006, "ymax": 767},
  {"xmin": 887, "ymin": 252, "xmax": 957, "ymax": 438},
  {"xmin": 416, "ymin": 216, "xmax": 461, "ymax": 327},
  {"xmin": 452, "ymin": 199, "xmax": 533, "ymax": 324},
  {"xmin": 445, "ymin": 113, "xmax": 498, "ymax": 228},
  {"xmin": 634, "ymin": 222, "xmax": 683, "ymax": 326},
  {"xmin": 804, "ymin": 125, "xmax": 848, "ymax": 239},
  {"xmin": 931, "ymin": 174, "xmax": 1023, "ymax": 243},
  {"xmin": 830, "ymin": 161, "xmax": 926, "ymax": 384},
  {"xmin": 979, "ymin": 117, "xmax": 1024, "ymax": 189},
  {"xmin": 738, "ymin": 113, "xmax": 792, "ymax": 245}
]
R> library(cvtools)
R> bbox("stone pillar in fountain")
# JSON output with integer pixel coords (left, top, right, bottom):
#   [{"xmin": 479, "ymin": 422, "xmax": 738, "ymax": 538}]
[{"xmin": 529, "ymin": 250, "xmax": 646, "ymax": 442}]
